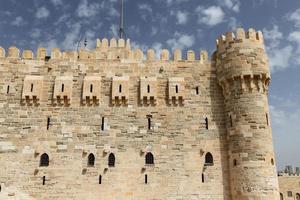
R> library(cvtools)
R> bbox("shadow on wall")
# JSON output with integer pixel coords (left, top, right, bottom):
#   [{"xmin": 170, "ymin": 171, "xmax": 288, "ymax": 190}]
[{"xmin": 0, "ymin": 185, "xmax": 35, "ymax": 200}]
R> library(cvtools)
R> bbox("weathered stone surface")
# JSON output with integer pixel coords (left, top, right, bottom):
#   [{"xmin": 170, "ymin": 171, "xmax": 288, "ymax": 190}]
[{"xmin": 0, "ymin": 27, "xmax": 279, "ymax": 200}]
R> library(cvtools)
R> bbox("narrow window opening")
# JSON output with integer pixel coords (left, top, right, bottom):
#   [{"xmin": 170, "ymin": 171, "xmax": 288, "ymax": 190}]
[
  {"xmin": 196, "ymin": 86, "xmax": 199, "ymax": 95},
  {"xmin": 147, "ymin": 85, "xmax": 150, "ymax": 93},
  {"xmin": 280, "ymin": 193, "xmax": 283, "ymax": 200},
  {"xmin": 88, "ymin": 153, "xmax": 95, "ymax": 167},
  {"xmin": 42, "ymin": 176, "xmax": 46, "ymax": 185},
  {"xmin": 119, "ymin": 84, "xmax": 122, "ymax": 93},
  {"xmin": 230, "ymin": 115, "xmax": 233, "ymax": 127},
  {"xmin": 271, "ymin": 158, "xmax": 274, "ymax": 166},
  {"xmin": 6, "ymin": 85, "xmax": 9, "ymax": 94},
  {"xmin": 30, "ymin": 83, "xmax": 34, "ymax": 92},
  {"xmin": 233, "ymin": 159, "xmax": 237, "ymax": 167},
  {"xmin": 296, "ymin": 193, "xmax": 300, "ymax": 200},
  {"xmin": 148, "ymin": 118, "xmax": 151, "ymax": 130},
  {"xmin": 266, "ymin": 113, "xmax": 269, "ymax": 126},
  {"xmin": 90, "ymin": 84, "xmax": 93, "ymax": 93},
  {"xmin": 145, "ymin": 174, "xmax": 148, "ymax": 184},
  {"xmin": 201, "ymin": 173, "xmax": 205, "ymax": 183},
  {"xmin": 205, "ymin": 152, "xmax": 214, "ymax": 166},
  {"xmin": 205, "ymin": 117, "xmax": 208, "ymax": 130},
  {"xmin": 108, "ymin": 153, "xmax": 115, "ymax": 167},
  {"xmin": 61, "ymin": 83, "xmax": 64, "ymax": 92},
  {"xmin": 175, "ymin": 85, "xmax": 178, "ymax": 93},
  {"xmin": 99, "ymin": 175, "xmax": 102, "ymax": 184},
  {"xmin": 40, "ymin": 153, "xmax": 49, "ymax": 167},
  {"xmin": 101, "ymin": 117, "xmax": 105, "ymax": 131},
  {"xmin": 0, "ymin": 184, "xmax": 1, "ymax": 192},
  {"xmin": 145, "ymin": 152, "xmax": 154, "ymax": 165},
  {"xmin": 47, "ymin": 117, "xmax": 50, "ymax": 130}
]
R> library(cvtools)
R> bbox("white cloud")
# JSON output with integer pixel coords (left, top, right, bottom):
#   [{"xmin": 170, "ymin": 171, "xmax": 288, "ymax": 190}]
[
  {"xmin": 286, "ymin": 8, "xmax": 300, "ymax": 27},
  {"xmin": 176, "ymin": 11, "xmax": 188, "ymax": 25},
  {"xmin": 167, "ymin": 32, "xmax": 195, "ymax": 50},
  {"xmin": 227, "ymin": 17, "xmax": 240, "ymax": 30},
  {"xmin": 268, "ymin": 45, "xmax": 293, "ymax": 72},
  {"xmin": 77, "ymin": 0, "xmax": 101, "ymax": 18},
  {"xmin": 110, "ymin": 24, "xmax": 118, "ymax": 37},
  {"xmin": 138, "ymin": 3, "xmax": 152, "ymax": 13},
  {"xmin": 30, "ymin": 28, "xmax": 41, "ymax": 39},
  {"xmin": 36, "ymin": 7, "xmax": 50, "ymax": 19},
  {"xmin": 263, "ymin": 25, "xmax": 283, "ymax": 49},
  {"xmin": 218, "ymin": 0, "xmax": 240, "ymax": 12},
  {"xmin": 196, "ymin": 6, "xmax": 225, "ymax": 26},
  {"xmin": 50, "ymin": 0, "xmax": 63, "ymax": 6},
  {"xmin": 11, "ymin": 16, "xmax": 25, "ymax": 26}
]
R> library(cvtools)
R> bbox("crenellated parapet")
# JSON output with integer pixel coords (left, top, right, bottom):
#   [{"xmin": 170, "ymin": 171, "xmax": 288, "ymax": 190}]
[
  {"xmin": 0, "ymin": 39, "xmax": 209, "ymax": 63},
  {"xmin": 215, "ymin": 28, "xmax": 270, "ymax": 96}
]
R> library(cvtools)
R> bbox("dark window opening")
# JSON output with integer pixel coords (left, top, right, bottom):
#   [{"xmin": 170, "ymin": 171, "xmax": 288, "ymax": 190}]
[
  {"xmin": 202, "ymin": 173, "xmax": 205, "ymax": 183},
  {"xmin": 30, "ymin": 83, "xmax": 34, "ymax": 92},
  {"xmin": 230, "ymin": 115, "xmax": 233, "ymax": 127},
  {"xmin": 6, "ymin": 85, "xmax": 9, "ymax": 94},
  {"xmin": 88, "ymin": 153, "xmax": 95, "ymax": 167},
  {"xmin": 205, "ymin": 152, "xmax": 213, "ymax": 165},
  {"xmin": 145, "ymin": 152, "xmax": 154, "ymax": 165},
  {"xmin": 108, "ymin": 153, "xmax": 115, "ymax": 167},
  {"xmin": 175, "ymin": 85, "xmax": 178, "ymax": 93},
  {"xmin": 42, "ymin": 176, "xmax": 46, "ymax": 185},
  {"xmin": 90, "ymin": 84, "xmax": 93, "ymax": 93},
  {"xmin": 40, "ymin": 153, "xmax": 49, "ymax": 167},
  {"xmin": 148, "ymin": 118, "xmax": 151, "ymax": 130},
  {"xmin": 47, "ymin": 117, "xmax": 50, "ymax": 130},
  {"xmin": 266, "ymin": 113, "xmax": 269, "ymax": 126},
  {"xmin": 147, "ymin": 85, "xmax": 150, "ymax": 93},
  {"xmin": 296, "ymin": 193, "xmax": 300, "ymax": 200},
  {"xmin": 119, "ymin": 85, "xmax": 122, "ymax": 93},
  {"xmin": 233, "ymin": 159, "xmax": 237, "ymax": 167},
  {"xmin": 280, "ymin": 193, "xmax": 283, "ymax": 200},
  {"xmin": 205, "ymin": 117, "xmax": 208, "ymax": 130},
  {"xmin": 101, "ymin": 117, "xmax": 105, "ymax": 131},
  {"xmin": 61, "ymin": 83, "xmax": 64, "ymax": 92},
  {"xmin": 99, "ymin": 175, "xmax": 102, "ymax": 184},
  {"xmin": 145, "ymin": 174, "xmax": 148, "ymax": 184},
  {"xmin": 271, "ymin": 158, "xmax": 274, "ymax": 166},
  {"xmin": 288, "ymin": 191, "xmax": 293, "ymax": 197},
  {"xmin": 0, "ymin": 184, "xmax": 1, "ymax": 192},
  {"xmin": 45, "ymin": 56, "xmax": 51, "ymax": 61},
  {"xmin": 196, "ymin": 86, "xmax": 199, "ymax": 95}
]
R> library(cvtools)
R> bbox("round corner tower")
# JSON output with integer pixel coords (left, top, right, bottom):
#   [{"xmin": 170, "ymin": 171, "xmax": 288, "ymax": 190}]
[{"xmin": 215, "ymin": 28, "xmax": 279, "ymax": 199}]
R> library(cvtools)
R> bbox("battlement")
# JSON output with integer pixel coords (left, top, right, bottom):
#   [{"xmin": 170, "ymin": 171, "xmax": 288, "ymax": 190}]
[
  {"xmin": 216, "ymin": 28, "xmax": 264, "ymax": 52},
  {"xmin": 0, "ymin": 39, "xmax": 209, "ymax": 62}
]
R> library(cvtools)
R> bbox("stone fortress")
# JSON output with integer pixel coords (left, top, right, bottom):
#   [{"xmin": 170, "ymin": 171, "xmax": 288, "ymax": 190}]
[
  {"xmin": 0, "ymin": 28, "xmax": 281, "ymax": 200},
  {"xmin": 278, "ymin": 166, "xmax": 300, "ymax": 200}
]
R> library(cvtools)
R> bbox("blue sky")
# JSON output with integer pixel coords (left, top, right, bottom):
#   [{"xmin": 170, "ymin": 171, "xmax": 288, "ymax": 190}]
[{"xmin": 0, "ymin": 0, "xmax": 299, "ymax": 170}]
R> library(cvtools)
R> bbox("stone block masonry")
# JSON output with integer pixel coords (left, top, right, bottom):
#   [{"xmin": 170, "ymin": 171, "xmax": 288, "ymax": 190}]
[{"xmin": 0, "ymin": 28, "xmax": 279, "ymax": 200}]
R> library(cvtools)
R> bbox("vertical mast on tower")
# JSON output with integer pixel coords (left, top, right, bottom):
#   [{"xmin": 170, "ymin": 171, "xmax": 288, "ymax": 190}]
[{"xmin": 119, "ymin": 0, "xmax": 125, "ymax": 39}]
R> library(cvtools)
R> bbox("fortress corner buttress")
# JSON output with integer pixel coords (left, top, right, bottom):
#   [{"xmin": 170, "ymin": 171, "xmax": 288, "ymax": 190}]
[{"xmin": 215, "ymin": 28, "xmax": 280, "ymax": 200}]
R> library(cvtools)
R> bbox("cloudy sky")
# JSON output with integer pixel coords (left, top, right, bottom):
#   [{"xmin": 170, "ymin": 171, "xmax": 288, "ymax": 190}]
[{"xmin": 0, "ymin": 0, "xmax": 299, "ymax": 170}]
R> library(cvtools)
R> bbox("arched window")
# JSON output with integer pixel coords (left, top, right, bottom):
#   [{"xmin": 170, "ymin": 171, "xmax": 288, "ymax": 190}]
[
  {"xmin": 145, "ymin": 152, "xmax": 154, "ymax": 165},
  {"xmin": 108, "ymin": 153, "xmax": 115, "ymax": 167},
  {"xmin": 88, "ymin": 153, "xmax": 95, "ymax": 167},
  {"xmin": 40, "ymin": 153, "xmax": 49, "ymax": 167},
  {"xmin": 280, "ymin": 193, "xmax": 283, "ymax": 200},
  {"xmin": 296, "ymin": 193, "xmax": 300, "ymax": 200},
  {"xmin": 205, "ymin": 152, "xmax": 213, "ymax": 166}
]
